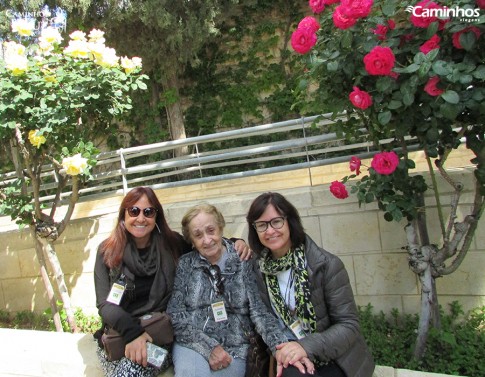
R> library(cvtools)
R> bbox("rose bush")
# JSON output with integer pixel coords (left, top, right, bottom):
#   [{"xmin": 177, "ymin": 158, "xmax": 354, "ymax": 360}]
[{"xmin": 289, "ymin": 0, "xmax": 484, "ymax": 360}]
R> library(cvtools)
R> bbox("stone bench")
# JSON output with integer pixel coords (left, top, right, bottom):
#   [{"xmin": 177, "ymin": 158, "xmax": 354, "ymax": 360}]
[{"xmin": 0, "ymin": 328, "xmax": 460, "ymax": 377}]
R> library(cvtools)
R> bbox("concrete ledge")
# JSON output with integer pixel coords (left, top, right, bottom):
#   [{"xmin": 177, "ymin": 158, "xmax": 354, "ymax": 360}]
[{"xmin": 0, "ymin": 329, "xmax": 462, "ymax": 377}]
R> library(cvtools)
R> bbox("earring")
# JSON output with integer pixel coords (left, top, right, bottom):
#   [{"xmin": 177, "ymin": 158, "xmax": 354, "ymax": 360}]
[{"xmin": 155, "ymin": 223, "xmax": 161, "ymax": 234}]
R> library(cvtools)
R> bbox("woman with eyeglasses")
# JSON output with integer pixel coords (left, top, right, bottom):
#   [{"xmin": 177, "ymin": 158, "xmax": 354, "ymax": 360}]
[
  {"xmin": 246, "ymin": 192, "xmax": 375, "ymax": 377},
  {"xmin": 167, "ymin": 204, "xmax": 314, "ymax": 377},
  {"xmin": 94, "ymin": 187, "xmax": 250, "ymax": 377}
]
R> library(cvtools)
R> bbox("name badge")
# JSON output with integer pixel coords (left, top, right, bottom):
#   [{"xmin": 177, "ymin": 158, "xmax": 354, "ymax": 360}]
[
  {"xmin": 290, "ymin": 319, "xmax": 306, "ymax": 340},
  {"xmin": 107, "ymin": 282, "xmax": 125, "ymax": 305},
  {"xmin": 211, "ymin": 301, "xmax": 228, "ymax": 322}
]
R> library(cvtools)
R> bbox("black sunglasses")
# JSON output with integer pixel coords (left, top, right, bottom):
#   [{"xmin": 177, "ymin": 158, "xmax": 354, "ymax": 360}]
[
  {"xmin": 205, "ymin": 264, "xmax": 224, "ymax": 296},
  {"xmin": 125, "ymin": 206, "xmax": 157, "ymax": 218}
]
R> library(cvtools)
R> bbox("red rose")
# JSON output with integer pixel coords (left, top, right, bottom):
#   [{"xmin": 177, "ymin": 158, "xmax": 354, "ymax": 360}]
[
  {"xmin": 387, "ymin": 20, "xmax": 396, "ymax": 30},
  {"xmin": 372, "ymin": 24, "xmax": 388, "ymax": 40},
  {"xmin": 341, "ymin": 0, "xmax": 374, "ymax": 19},
  {"xmin": 363, "ymin": 46, "xmax": 395, "ymax": 76},
  {"xmin": 424, "ymin": 76, "xmax": 444, "ymax": 96},
  {"xmin": 330, "ymin": 181, "xmax": 349, "ymax": 199},
  {"xmin": 349, "ymin": 156, "xmax": 362, "ymax": 175},
  {"xmin": 371, "ymin": 151, "xmax": 399, "ymax": 175},
  {"xmin": 410, "ymin": 0, "xmax": 440, "ymax": 28},
  {"xmin": 349, "ymin": 86, "xmax": 373, "ymax": 110},
  {"xmin": 291, "ymin": 27, "xmax": 317, "ymax": 54},
  {"xmin": 309, "ymin": 0, "xmax": 326, "ymax": 14},
  {"xmin": 420, "ymin": 34, "xmax": 441, "ymax": 54},
  {"xmin": 324, "ymin": 0, "xmax": 340, "ymax": 4},
  {"xmin": 452, "ymin": 27, "xmax": 481, "ymax": 49},
  {"xmin": 333, "ymin": 6, "xmax": 357, "ymax": 30},
  {"xmin": 478, "ymin": 0, "xmax": 485, "ymax": 9},
  {"xmin": 298, "ymin": 16, "xmax": 321, "ymax": 33}
]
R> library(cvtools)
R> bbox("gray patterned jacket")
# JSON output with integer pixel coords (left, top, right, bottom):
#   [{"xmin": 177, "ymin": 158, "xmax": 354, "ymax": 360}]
[{"xmin": 167, "ymin": 239, "xmax": 288, "ymax": 361}]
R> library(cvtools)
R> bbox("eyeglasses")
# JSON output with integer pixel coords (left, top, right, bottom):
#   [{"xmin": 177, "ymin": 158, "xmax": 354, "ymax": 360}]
[
  {"xmin": 252, "ymin": 216, "xmax": 286, "ymax": 233},
  {"xmin": 205, "ymin": 264, "xmax": 224, "ymax": 296},
  {"xmin": 125, "ymin": 206, "xmax": 157, "ymax": 218}
]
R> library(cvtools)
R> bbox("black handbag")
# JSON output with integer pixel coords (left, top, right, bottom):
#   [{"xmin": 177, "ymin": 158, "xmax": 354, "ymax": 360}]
[
  {"xmin": 101, "ymin": 311, "xmax": 173, "ymax": 361},
  {"xmin": 245, "ymin": 332, "xmax": 271, "ymax": 377}
]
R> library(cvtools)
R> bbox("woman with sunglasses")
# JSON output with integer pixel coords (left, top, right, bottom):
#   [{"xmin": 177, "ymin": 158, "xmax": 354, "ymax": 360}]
[
  {"xmin": 246, "ymin": 192, "xmax": 375, "ymax": 377},
  {"xmin": 94, "ymin": 187, "xmax": 250, "ymax": 377},
  {"xmin": 167, "ymin": 204, "xmax": 314, "ymax": 377}
]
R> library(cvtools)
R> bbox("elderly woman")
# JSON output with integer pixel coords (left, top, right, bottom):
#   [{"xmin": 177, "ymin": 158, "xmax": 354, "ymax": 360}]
[
  {"xmin": 246, "ymin": 192, "xmax": 375, "ymax": 377},
  {"xmin": 94, "ymin": 187, "xmax": 250, "ymax": 377},
  {"xmin": 167, "ymin": 204, "xmax": 314, "ymax": 377}
]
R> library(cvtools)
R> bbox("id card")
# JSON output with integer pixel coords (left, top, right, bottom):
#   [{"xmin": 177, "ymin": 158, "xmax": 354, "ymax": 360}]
[
  {"xmin": 146, "ymin": 342, "xmax": 168, "ymax": 368},
  {"xmin": 211, "ymin": 301, "xmax": 228, "ymax": 322},
  {"xmin": 107, "ymin": 282, "xmax": 125, "ymax": 305},
  {"xmin": 290, "ymin": 319, "xmax": 306, "ymax": 340}
]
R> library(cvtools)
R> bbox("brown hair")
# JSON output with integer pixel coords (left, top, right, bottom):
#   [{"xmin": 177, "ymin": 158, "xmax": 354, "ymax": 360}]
[{"xmin": 99, "ymin": 186, "xmax": 178, "ymax": 268}]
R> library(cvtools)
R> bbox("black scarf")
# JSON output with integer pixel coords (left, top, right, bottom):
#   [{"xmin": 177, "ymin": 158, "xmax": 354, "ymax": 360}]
[{"xmin": 120, "ymin": 234, "xmax": 176, "ymax": 316}]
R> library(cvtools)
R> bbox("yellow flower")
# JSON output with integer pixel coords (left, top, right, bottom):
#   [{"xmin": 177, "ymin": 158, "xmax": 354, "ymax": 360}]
[
  {"xmin": 69, "ymin": 30, "xmax": 87, "ymax": 41},
  {"xmin": 88, "ymin": 29, "xmax": 106, "ymax": 44},
  {"xmin": 95, "ymin": 47, "xmax": 119, "ymax": 68},
  {"xmin": 132, "ymin": 57, "xmax": 142, "ymax": 67},
  {"xmin": 3, "ymin": 41, "xmax": 26, "ymax": 56},
  {"xmin": 62, "ymin": 154, "xmax": 88, "ymax": 176},
  {"xmin": 121, "ymin": 57, "xmax": 137, "ymax": 74},
  {"xmin": 11, "ymin": 18, "xmax": 35, "ymax": 37},
  {"xmin": 39, "ymin": 27, "xmax": 63, "ymax": 45},
  {"xmin": 64, "ymin": 40, "xmax": 90, "ymax": 59},
  {"xmin": 6, "ymin": 54, "xmax": 28, "ymax": 75},
  {"xmin": 28, "ymin": 130, "xmax": 46, "ymax": 148},
  {"xmin": 87, "ymin": 41, "xmax": 106, "ymax": 60}
]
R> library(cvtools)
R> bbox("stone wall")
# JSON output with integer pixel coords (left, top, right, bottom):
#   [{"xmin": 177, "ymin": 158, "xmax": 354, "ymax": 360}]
[{"xmin": 1, "ymin": 148, "xmax": 484, "ymax": 317}]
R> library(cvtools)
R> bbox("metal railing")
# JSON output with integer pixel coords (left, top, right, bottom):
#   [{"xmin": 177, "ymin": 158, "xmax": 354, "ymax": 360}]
[{"xmin": 0, "ymin": 113, "xmax": 418, "ymax": 203}]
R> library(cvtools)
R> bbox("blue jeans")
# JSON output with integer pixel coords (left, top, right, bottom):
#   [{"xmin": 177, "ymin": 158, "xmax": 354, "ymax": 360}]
[{"xmin": 172, "ymin": 342, "xmax": 246, "ymax": 377}]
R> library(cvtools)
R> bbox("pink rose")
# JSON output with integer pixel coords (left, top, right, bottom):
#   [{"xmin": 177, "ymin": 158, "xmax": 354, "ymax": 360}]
[
  {"xmin": 324, "ymin": 0, "xmax": 340, "ymax": 4},
  {"xmin": 340, "ymin": 0, "xmax": 374, "ymax": 19},
  {"xmin": 291, "ymin": 27, "xmax": 317, "ymax": 54},
  {"xmin": 410, "ymin": 0, "xmax": 440, "ymax": 28},
  {"xmin": 309, "ymin": 0, "xmax": 326, "ymax": 14},
  {"xmin": 371, "ymin": 151, "xmax": 399, "ymax": 175},
  {"xmin": 330, "ymin": 181, "xmax": 349, "ymax": 199},
  {"xmin": 477, "ymin": 0, "xmax": 485, "ymax": 9},
  {"xmin": 349, "ymin": 156, "xmax": 362, "ymax": 175},
  {"xmin": 333, "ymin": 6, "xmax": 357, "ymax": 30},
  {"xmin": 420, "ymin": 34, "xmax": 440, "ymax": 54},
  {"xmin": 363, "ymin": 46, "xmax": 395, "ymax": 76},
  {"xmin": 452, "ymin": 27, "xmax": 481, "ymax": 49},
  {"xmin": 349, "ymin": 86, "xmax": 373, "ymax": 109},
  {"xmin": 424, "ymin": 76, "xmax": 444, "ymax": 96},
  {"xmin": 298, "ymin": 16, "xmax": 321, "ymax": 33}
]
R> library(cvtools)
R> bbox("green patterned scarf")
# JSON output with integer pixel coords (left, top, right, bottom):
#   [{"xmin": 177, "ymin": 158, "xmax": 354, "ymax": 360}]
[{"xmin": 259, "ymin": 244, "xmax": 316, "ymax": 335}]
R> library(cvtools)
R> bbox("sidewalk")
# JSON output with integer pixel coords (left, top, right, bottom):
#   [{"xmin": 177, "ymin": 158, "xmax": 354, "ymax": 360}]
[{"xmin": 0, "ymin": 328, "xmax": 462, "ymax": 377}]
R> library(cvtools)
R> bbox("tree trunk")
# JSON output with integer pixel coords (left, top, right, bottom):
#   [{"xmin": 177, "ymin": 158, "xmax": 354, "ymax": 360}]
[
  {"xmin": 40, "ymin": 238, "xmax": 78, "ymax": 333},
  {"xmin": 414, "ymin": 246, "xmax": 439, "ymax": 359},
  {"xmin": 30, "ymin": 226, "xmax": 63, "ymax": 331},
  {"xmin": 160, "ymin": 63, "xmax": 188, "ymax": 157}
]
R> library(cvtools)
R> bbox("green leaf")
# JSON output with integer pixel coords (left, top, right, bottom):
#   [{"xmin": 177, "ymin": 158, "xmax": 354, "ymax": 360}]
[
  {"xmin": 402, "ymin": 92, "xmax": 415, "ymax": 106},
  {"xmin": 384, "ymin": 212, "xmax": 393, "ymax": 222},
  {"xmin": 474, "ymin": 65, "xmax": 485, "ymax": 80},
  {"xmin": 432, "ymin": 60, "xmax": 452, "ymax": 75},
  {"xmin": 442, "ymin": 90, "xmax": 460, "ymax": 104},
  {"xmin": 327, "ymin": 61, "xmax": 339, "ymax": 72},
  {"xmin": 394, "ymin": 64, "xmax": 419, "ymax": 74},
  {"xmin": 418, "ymin": 62, "xmax": 432, "ymax": 78},
  {"xmin": 137, "ymin": 81, "xmax": 148, "ymax": 90},
  {"xmin": 378, "ymin": 111, "xmax": 392, "ymax": 125},
  {"xmin": 387, "ymin": 100, "xmax": 402, "ymax": 109}
]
